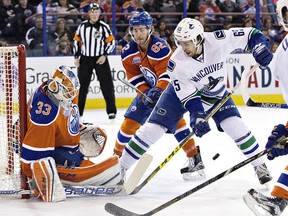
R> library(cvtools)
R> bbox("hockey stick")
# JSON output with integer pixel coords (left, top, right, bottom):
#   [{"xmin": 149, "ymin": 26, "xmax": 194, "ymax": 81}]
[
  {"xmin": 241, "ymin": 64, "xmax": 288, "ymax": 109},
  {"xmin": 0, "ymin": 185, "xmax": 127, "ymax": 197},
  {"xmin": 119, "ymin": 78, "xmax": 154, "ymax": 104},
  {"xmin": 105, "ymin": 149, "xmax": 270, "ymax": 216},
  {"xmin": 129, "ymin": 64, "xmax": 259, "ymax": 195},
  {"xmin": 0, "ymin": 154, "xmax": 153, "ymax": 197}
]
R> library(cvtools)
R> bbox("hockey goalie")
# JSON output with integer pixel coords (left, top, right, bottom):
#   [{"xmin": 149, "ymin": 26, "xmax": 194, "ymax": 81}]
[{"xmin": 20, "ymin": 66, "xmax": 122, "ymax": 202}]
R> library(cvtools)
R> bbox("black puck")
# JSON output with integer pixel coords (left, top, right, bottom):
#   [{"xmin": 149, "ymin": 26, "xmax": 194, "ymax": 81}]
[{"xmin": 213, "ymin": 153, "xmax": 220, "ymax": 160}]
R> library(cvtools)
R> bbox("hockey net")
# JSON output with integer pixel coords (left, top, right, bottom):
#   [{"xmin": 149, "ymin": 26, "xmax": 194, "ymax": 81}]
[{"xmin": 0, "ymin": 45, "xmax": 28, "ymax": 197}]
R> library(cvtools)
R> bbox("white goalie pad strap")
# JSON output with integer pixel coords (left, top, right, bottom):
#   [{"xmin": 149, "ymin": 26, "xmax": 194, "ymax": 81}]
[
  {"xmin": 79, "ymin": 124, "xmax": 107, "ymax": 157},
  {"xmin": 30, "ymin": 157, "xmax": 66, "ymax": 202}
]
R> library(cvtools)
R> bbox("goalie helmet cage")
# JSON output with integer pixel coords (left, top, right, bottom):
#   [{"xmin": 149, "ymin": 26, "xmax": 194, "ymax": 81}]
[{"xmin": 0, "ymin": 44, "xmax": 28, "ymax": 198}]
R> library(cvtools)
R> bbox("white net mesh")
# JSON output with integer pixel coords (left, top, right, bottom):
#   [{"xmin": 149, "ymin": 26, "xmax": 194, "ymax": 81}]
[{"xmin": 0, "ymin": 46, "xmax": 22, "ymax": 194}]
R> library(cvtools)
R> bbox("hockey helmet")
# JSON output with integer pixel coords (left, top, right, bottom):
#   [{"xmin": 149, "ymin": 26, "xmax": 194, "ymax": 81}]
[
  {"xmin": 129, "ymin": 11, "xmax": 153, "ymax": 30},
  {"xmin": 88, "ymin": 3, "xmax": 100, "ymax": 12},
  {"xmin": 129, "ymin": 11, "xmax": 153, "ymax": 44},
  {"xmin": 174, "ymin": 18, "xmax": 204, "ymax": 47},
  {"xmin": 277, "ymin": 0, "xmax": 288, "ymax": 31}
]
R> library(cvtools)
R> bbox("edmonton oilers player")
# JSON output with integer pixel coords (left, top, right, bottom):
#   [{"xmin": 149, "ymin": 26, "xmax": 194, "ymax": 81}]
[
  {"xmin": 21, "ymin": 66, "xmax": 121, "ymax": 202},
  {"xmin": 120, "ymin": 18, "xmax": 273, "ymax": 186},
  {"xmin": 114, "ymin": 11, "xmax": 206, "ymax": 180}
]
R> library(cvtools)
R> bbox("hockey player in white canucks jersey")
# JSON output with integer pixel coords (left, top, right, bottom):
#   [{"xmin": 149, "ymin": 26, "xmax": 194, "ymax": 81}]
[
  {"xmin": 119, "ymin": 18, "xmax": 273, "ymax": 185},
  {"xmin": 243, "ymin": 0, "xmax": 288, "ymax": 215},
  {"xmin": 166, "ymin": 18, "xmax": 273, "ymax": 185}
]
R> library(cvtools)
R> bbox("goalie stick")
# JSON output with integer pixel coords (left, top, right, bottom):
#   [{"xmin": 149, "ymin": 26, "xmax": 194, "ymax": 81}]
[
  {"xmin": 241, "ymin": 64, "xmax": 288, "ymax": 109},
  {"xmin": 129, "ymin": 64, "xmax": 259, "ymax": 195},
  {"xmin": 119, "ymin": 78, "xmax": 154, "ymax": 104},
  {"xmin": 105, "ymin": 149, "xmax": 270, "ymax": 216},
  {"xmin": 0, "ymin": 154, "xmax": 153, "ymax": 197}
]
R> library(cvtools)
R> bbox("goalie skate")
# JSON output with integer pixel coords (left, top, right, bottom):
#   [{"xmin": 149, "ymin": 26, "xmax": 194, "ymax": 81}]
[
  {"xmin": 180, "ymin": 148, "xmax": 205, "ymax": 180},
  {"xmin": 243, "ymin": 189, "xmax": 288, "ymax": 216},
  {"xmin": 254, "ymin": 163, "xmax": 272, "ymax": 186}
]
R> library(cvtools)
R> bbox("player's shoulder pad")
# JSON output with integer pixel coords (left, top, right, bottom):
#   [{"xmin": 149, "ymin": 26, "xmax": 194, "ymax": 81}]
[
  {"xmin": 147, "ymin": 35, "xmax": 171, "ymax": 59},
  {"xmin": 29, "ymin": 87, "xmax": 60, "ymax": 125},
  {"xmin": 121, "ymin": 40, "xmax": 139, "ymax": 60}
]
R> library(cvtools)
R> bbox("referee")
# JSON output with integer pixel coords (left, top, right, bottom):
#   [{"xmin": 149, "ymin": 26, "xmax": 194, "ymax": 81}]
[{"xmin": 73, "ymin": 3, "xmax": 117, "ymax": 120}]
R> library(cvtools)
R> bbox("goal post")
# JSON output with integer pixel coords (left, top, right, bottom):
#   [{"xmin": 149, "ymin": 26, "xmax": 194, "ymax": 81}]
[{"xmin": 0, "ymin": 44, "xmax": 28, "ymax": 198}]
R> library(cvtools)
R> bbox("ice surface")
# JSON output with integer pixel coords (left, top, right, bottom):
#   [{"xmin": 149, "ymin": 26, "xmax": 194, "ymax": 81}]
[{"xmin": 1, "ymin": 106, "xmax": 287, "ymax": 216}]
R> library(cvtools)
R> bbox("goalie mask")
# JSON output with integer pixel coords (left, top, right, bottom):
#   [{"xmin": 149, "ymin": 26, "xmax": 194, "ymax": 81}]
[
  {"xmin": 277, "ymin": 0, "xmax": 288, "ymax": 31},
  {"xmin": 174, "ymin": 18, "xmax": 204, "ymax": 48},
  {"xmin": 47, "ymin": 66, "xmax": 80, "ymax": 110},
  {"xmin": 129, "ymin": 11, "xmax": 153, "ymax": 46}
]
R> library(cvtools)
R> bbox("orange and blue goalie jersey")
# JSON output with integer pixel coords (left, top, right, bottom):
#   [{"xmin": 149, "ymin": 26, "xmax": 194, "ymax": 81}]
[
  {"xmin": 20, "ymin": 82, "xmax": 80, "ymax": 178},
  {"xmin": 121, "ymin": 34, "xmax": 172, "ymax": 94}
]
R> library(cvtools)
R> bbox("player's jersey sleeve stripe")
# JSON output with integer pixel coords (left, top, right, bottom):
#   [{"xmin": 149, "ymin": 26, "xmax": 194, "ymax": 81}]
[
  {"xmin": 129, "ymin": 75, "xmax": 146, "ymax": 88},
  {"xmin": 21, "ymin": 144, "xmax": 54, "ymax": 162},
  {"xmin": 158, "ymin": 73, "xmax": 170, "ymax": 82},
  {"xmin": 181, "ymin": 90, "xmax": 199, "ymax": 104},
  {"xmin": 22, "ymin": 143, "xmax": 54, "ymax": 151},
  {"xmin": 147, "ymin": 49, "xmax": 172, "ymax": 61},
  {"xmin": 121, "ymin": 50, "xmax": 140, "ymax": 61},
  {"xmin": 60, "ymin": 144, "xmax": 79, "ymax": 150}
]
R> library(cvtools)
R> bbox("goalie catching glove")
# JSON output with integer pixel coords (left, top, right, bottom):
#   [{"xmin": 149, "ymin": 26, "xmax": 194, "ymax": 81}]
[
  {"xmin": 265, "ymin": 124, "xmax": 288, "ymax": 160},
  {"xmin": 79, "ymin": 123, "xmax": 107, "ymax": 157}
]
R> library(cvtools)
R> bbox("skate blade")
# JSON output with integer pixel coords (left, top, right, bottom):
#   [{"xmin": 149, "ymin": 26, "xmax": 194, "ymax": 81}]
[
  {"xmin": 243, "ymin": 193, "xmax": 273, "ymax": 216},
  {"xmin": 182, "ymin": 170, "xmax": 206, "ymax": 181},
  {"xmin": 263, "ymin": 181, "xmax": 271, "ymax": 190}
]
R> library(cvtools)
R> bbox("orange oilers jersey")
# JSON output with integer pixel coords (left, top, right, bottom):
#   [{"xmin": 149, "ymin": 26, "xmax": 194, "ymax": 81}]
[
  {"xmin": 20, "ymin": 83, "xmax": 80, "ymax": 178},
  {"xmin": 121, "ymin": 35, "xmax": 172, "ymax": 94}
]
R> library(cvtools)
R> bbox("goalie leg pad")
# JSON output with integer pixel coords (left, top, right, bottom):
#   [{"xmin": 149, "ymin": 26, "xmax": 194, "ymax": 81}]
[
  {"xmin": 31, "ymin": 157, "xmax": 66, "ymax": 202},
  {"xmin": 79, "ymin": 125, "xmax": 107, "ymax": 157},
  {"xmin": 57, "ymin": 156, "xmax": 121, "ymax": 186}
]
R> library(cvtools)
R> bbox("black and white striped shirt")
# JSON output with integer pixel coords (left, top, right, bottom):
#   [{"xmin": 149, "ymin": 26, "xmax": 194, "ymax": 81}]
[{"xmin": 73, "ymin": 20, "xmax": 115, "ymax": 58}]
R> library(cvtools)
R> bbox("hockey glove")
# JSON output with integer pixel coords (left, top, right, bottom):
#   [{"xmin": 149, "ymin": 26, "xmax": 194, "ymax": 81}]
[
  {"xmin": 252, "ymin": 43, "xmax": 273, "ymax": 69},
  {"xmin": 190, "ymin": 111, "xmax": 211, "ymax": 138},
  {"xmin": 265, "ymin": 124, "xmax": 288, "ymax": 160},
  {"xmin": 54, "ymin": 147, "xmax": 84, "ymax": 167},
  {"xmin": 143, "ymin": 87, "xmax": 163, "ymax": 108}
]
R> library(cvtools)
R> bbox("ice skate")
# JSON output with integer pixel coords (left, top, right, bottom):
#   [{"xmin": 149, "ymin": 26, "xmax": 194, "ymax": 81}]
[
  {"xmin": 180, "ymin": 147, "xmax": 205, "ymax": 180},
  {"xmin": 243, "ymin": 188, "xmax": 288, "ymax": 216},
  {"xmin": 118, "ymin": 166, "xmax": 126, "ymax": 185},
  {"xmin": 254, "ymin": 163, "xmax": 272, "ymax": 185}
]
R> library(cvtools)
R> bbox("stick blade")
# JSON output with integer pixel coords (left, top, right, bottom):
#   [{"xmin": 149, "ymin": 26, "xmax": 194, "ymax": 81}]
[
  {"xmin": 124, "ymin": 153, "xmax": 153, "ymax": 195},
  {"xmin": 105, "ymin": 203, "xmax": 141, "ymax": 216}
]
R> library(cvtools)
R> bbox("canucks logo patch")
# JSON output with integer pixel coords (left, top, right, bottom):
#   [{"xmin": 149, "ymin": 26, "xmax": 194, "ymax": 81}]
[
  {"xmin": 167, "ymin": 59, "xmax": 175, "ymax": 72},
  {"xmin": 68, "ymin": 104, "xmax": 80, "ymax": 136},
  {"xmin": 189, "ymin": 24, "xmax": 195, "ymax": 29},
  {"xmin": 214, "ymin": 30, "xmax": 226, "ymax": 39}
]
